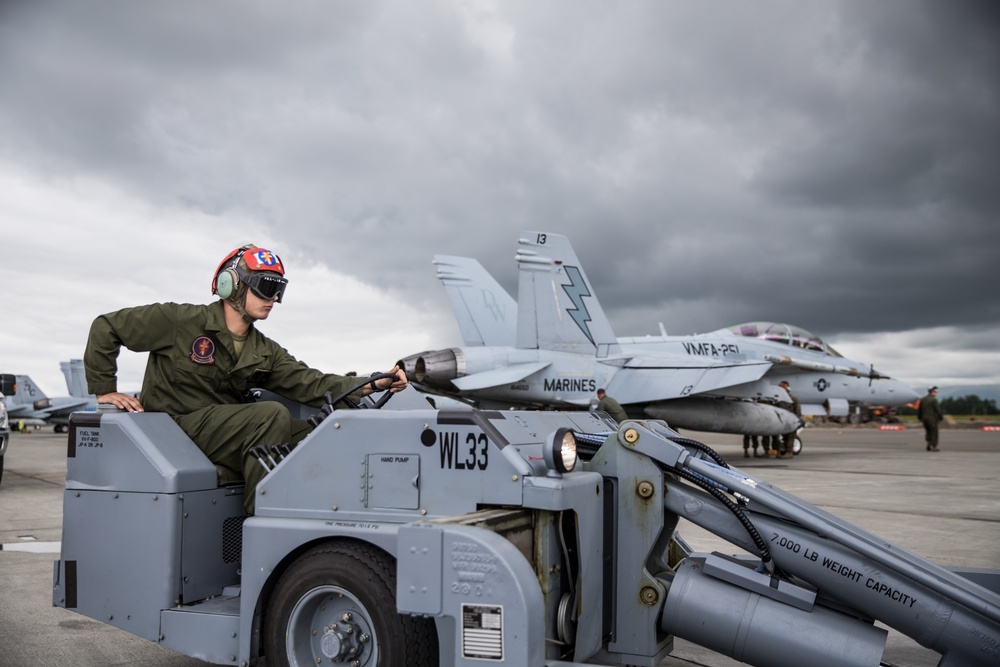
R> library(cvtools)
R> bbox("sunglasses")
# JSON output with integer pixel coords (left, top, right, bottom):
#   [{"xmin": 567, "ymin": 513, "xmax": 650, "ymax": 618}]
[{"xmin": 243, "ymin": 272, "xmax": 288, "ymax": 302}]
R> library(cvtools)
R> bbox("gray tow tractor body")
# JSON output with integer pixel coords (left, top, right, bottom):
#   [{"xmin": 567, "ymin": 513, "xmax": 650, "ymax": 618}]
[{"xmin": 53, "ymin": 391, "xmax": 1000, "ymax": 666}]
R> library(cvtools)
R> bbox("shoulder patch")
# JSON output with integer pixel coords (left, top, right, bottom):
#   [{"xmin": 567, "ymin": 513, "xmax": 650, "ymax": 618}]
[{"xmin": 191, "ymin": 336, "xmax": 216, "ymax": 365}]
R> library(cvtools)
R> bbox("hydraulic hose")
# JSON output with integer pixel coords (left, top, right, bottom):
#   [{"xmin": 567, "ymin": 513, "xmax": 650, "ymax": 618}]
[
  {"xmin": 669, "ymin": 435, "xmax": 730, "ymax": 468},
  {"xmin": 674, "ymin": 467, "xmax": 774, "ymax": 571}
]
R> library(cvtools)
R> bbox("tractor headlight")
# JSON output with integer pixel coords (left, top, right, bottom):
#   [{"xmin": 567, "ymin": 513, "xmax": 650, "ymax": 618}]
[{"xmin": 544, "ymin": 428, "xmax": 578, "ymax": 476}]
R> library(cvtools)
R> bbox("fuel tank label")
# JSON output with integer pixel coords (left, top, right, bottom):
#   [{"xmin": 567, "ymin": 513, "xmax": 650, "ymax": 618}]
[
  {"xmin": 461, "ymin": 603, "xmax": 503, "ymax": 661},
  {"xmin": 76, "ymin": 429, "xmax": 103, "ymax": 449}
]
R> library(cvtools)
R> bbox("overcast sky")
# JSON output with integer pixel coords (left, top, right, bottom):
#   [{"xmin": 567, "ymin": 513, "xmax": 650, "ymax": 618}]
[{"xmin": 1, "ymin": 1, "xmax": 998, "ymax": 400}]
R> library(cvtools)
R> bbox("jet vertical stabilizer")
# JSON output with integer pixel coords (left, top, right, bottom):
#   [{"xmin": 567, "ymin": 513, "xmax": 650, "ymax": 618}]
[
  {"xmin": 515, "ymin": 231, "xmax": 620, "ymax": 356},
  {"xmin": 61, "ymin": 359, "xmax": 89, "ymax": 398},
  {"xmin": 432, "ymin": 256, "xmax": 516, "ymax": 347}
]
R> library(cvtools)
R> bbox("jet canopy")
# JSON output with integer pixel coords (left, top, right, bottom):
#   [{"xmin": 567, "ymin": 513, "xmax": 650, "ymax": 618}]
[{"xmin": 727, "ymin": 322, "xmax": 842, "ymax": 357}]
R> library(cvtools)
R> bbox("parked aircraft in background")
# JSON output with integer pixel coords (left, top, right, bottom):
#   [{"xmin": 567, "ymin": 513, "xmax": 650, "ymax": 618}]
[
  {"xmin": 1, "ymin": 374, "xmax": 12, "ymax": 484},
  {"xmin": 400, "ymin": 232, "xmax": 918, "ymax": 435},
  {"xmin": 60, "ymin": 359, "xmax": 94, "ymax": 401},
  {"xmin": 672, "ymin": 320, "xmax": 919, "ymax": 423},
  {"xmin": 4, "ymin": 360, "xmax": 97, "ymax": 432}
]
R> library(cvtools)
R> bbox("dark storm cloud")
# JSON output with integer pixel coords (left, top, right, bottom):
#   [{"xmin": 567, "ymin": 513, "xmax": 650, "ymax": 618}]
[
  {"xmin": 754, "ymin": 4, "xmax": 1000, "ymax": 216},
  {"xmin": 1, "ymin": 0, "xmax": 998, "ymax": 347},
  {"xmin": 741, "ymin": 1, "xmax": 1000, "ymax": 336}
]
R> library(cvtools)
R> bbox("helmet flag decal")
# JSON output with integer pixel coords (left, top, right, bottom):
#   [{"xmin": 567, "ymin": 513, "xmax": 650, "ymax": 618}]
[{"xmin": 245, "ymin": 249, "xmax": 284, "ymax": 274}]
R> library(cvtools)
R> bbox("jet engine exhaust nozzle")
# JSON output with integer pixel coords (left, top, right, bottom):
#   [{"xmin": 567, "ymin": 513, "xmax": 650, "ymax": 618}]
[{"xmin": 398, "ymin": 348, "xmax": 465, "ymax": 390}]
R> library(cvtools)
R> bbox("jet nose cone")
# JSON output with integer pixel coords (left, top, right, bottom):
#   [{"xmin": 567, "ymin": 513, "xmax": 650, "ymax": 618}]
[
  {"xmin": 869, "ymin": 366, "xmax": 921, "ymax": 405},
  {"xmin": 879, "ymin": 378, "xmax": 920, "ymax": 405},
  {"xmin": 899, "ymin": 383, "xmax": 921, "ymax": 403}
]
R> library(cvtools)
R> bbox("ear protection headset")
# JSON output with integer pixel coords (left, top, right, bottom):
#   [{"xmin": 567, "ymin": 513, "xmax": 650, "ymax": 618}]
[{"xmin": 212, "ymin": 245, "xmax": 252, "ymax": 300}]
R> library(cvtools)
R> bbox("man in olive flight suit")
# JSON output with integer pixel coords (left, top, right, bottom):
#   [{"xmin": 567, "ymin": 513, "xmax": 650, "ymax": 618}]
[
  {"xmin": 596, "ymin": 388, "xmax": 628, "ymax": 423},
  {"xmin": 776, "ymin": 380, "xmax": 801, "ymax": 460},
  {"xmin": 917, "ymin": 386, "xmax": 944, "ymax": 451},
  {"xmin": 85, "ymin": 244, "xmax": 407, "ymax": 514}
]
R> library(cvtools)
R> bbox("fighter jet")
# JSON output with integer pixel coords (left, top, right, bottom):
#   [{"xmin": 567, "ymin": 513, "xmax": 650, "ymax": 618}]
[
  {"xmin": 402, "ymin": 232, "xmax": 794, "ymax": 435},
  {"xmin": 471, "ymin": 241, "xmax": 918, "ymax": 423},
  {"xmin": 4, "ymin": 362, "xmax": 97, "ymax": 433},
  {"xmin": 400, "ymin": 232, "xmax": 918, "ymax": 436}
]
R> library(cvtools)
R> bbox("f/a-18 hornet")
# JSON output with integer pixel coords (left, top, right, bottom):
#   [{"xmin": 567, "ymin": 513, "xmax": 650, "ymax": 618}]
[
  {"xmin": 399, "ymin": 231, "xmax": 917, "ymax": 436},
  {"xmin": 2, "ymin": 370, "xmax": 96, "ymax": 433}
]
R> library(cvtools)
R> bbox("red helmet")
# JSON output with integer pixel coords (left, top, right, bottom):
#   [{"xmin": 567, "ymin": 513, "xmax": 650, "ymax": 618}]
[{"xmin": 212, "ymin": 246, "xmax": 287, "ymax": 302}]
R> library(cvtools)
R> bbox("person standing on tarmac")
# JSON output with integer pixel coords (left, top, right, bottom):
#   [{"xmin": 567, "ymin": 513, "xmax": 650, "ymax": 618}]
[
  {"xmin": 776, "ymin": 380, "xmax": 801, "ymax": 459},
  {"xmin": 917, "ymin": 386, "xmax": 944, "ymax": 451},
  {"xmin": 84, "ymin": 244, "xmax": 408, "ymax": 514},
  {"xmin": 742, "ymin": 433, "xmax": 763, "ymax": 458},
  {"xmin": 596, "ymin": 388, "xmax": 628, "ymax": 423}
]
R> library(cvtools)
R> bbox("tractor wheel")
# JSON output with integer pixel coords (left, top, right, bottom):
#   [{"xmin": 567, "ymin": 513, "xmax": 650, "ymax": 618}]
[{"xmin": 263, "ymin": 541, "xmax": 437, "ymax": 667}]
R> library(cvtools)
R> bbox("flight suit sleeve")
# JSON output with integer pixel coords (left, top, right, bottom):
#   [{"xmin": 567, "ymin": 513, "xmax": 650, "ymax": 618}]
[
  {"xmin": 84, "ymin": 303, "xmax": 179, "ymax": 395},
  {"xmin": 257, "ymin": 341, "xmax": 366, "ymax": 408}
]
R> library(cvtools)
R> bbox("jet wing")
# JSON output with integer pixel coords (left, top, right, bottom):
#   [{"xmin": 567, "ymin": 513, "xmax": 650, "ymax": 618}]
[
  {"xmin": 604, "ymin": 358, "xmax": 772, "ymax": 405},
  {"xmin": 452, "ymin": 362, "xmax": 552, "ymax": 391},
  {"xmin": 5, "ymin": 404, "xmax": 36, "ymax": 418},
  {"xmin": 44, "ymin": 397, "xmax": 95, "ymax": 417},
  {"xmin": 9, "ymin": 397, "xmax": 93, "ymax": 420}
]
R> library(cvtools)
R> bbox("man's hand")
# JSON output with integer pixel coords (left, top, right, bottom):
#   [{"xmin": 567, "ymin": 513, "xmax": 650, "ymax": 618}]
[
  {"xmin": 367, "ymin": 365, "xmax": 408, "ymax": 394},
  {"xmin": 97, "ymin": 392, "xmax": 144, "ymax": 413},
  {"xmin": 385, "ymin": 365, "xmax": 408, "ymax": 392}
]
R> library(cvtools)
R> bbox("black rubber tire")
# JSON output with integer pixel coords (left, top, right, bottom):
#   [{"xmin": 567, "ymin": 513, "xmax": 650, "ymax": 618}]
[
  {"xmin": 263, "ymin": 540, "xmax": 437, "ymax": 667},
  {"xmin": 0, "ymin": 454, "xmax": 4, "ymax": 486},
  {"xmin": 792, "ymin": 436, "xmax": 803, "ymax": 455}
]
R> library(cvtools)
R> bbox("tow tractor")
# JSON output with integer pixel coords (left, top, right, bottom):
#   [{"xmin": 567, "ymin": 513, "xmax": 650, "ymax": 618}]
[{"xmin": 53, "ymin": 377, "xmax": 1000, "ymax": 666}]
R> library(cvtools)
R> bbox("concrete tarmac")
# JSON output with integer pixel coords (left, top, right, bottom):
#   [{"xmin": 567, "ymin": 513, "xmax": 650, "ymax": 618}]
[{"xmin": 1, "ymin": 425, "xmax": 997, "ymax": 667}]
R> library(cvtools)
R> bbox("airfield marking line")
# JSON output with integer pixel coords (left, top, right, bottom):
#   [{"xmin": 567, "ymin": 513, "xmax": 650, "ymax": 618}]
[
  {"xmin": 2, "ymin": 472, "xmax": 66, "ymax": 487},
  {"xmin": 0, "ymin": 541, "xmax": 62, "ymax": 553}
]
